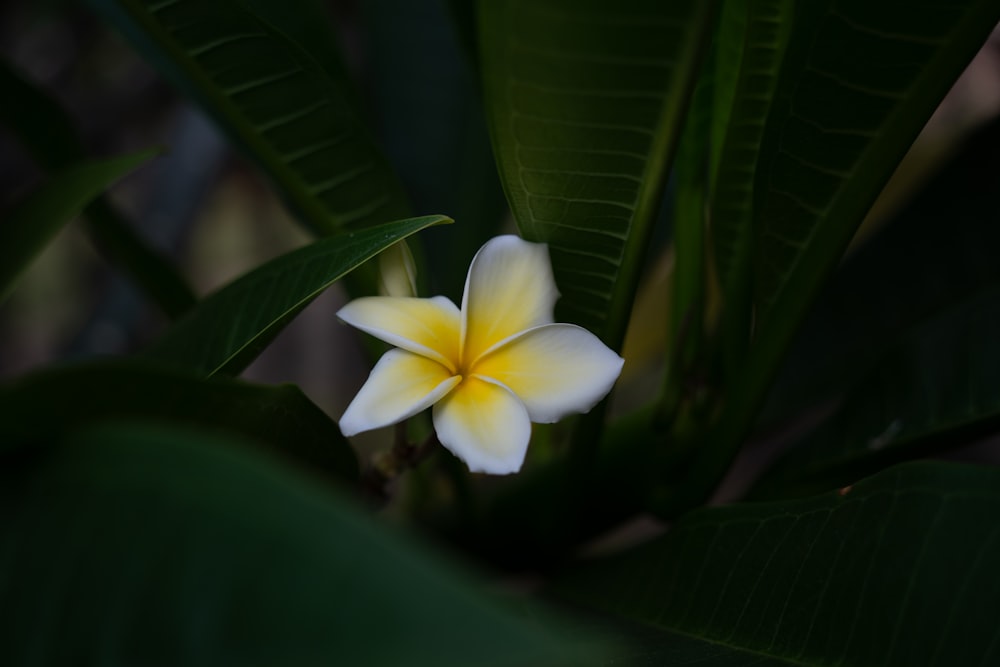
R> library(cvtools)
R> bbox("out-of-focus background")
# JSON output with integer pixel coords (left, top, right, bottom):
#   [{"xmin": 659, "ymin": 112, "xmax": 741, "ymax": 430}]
[
  {"xmin": 2, "ymin": 0, "xmax": 999, "ymax": 426},
  {"xmin": 0, "ymin": 0, "xmax": 507, "ymax": 427}
]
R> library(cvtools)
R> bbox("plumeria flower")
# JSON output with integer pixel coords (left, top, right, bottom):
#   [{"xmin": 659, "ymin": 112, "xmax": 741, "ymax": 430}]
[{"xmin": 338, "ymin": 235, "xmax": 624, "ymax": 475}]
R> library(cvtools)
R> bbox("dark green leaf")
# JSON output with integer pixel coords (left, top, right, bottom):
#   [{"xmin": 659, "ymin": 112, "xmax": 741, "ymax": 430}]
[
  {"xmin": 0, "ymin": 150, "xmax": 157, "ymax": 303},
  {"xmin": 0, "ymin": 422, "xmax": 599, "ymax": 666},
  {"xmin": 690, "ymin": 0, "xmax": 1000, "ymax": 513},
  {"xmin": 709, "ymin": 0, "xmax": 793, "ymax": 294},
  {"xmin": 480, "ymin": 0, "xmax": 716, "ymax": 349},
  {"xmin": 667, "ymin": 59, "xmax": 711, "ymax": 375},
  {"xmin": 0, "ymin": 57, "xmax": 85, "ymax": 165},
  {"xmin": 556, "ymin": 461, "xmax": 1000, "ymax": 666},
  {"xmin": 752, "ymin": 285, "xmax": 1000, "ymax": 500},
  {"xmin": 86, "ymin": 0, "xmax": 411, "ymax": 236},
  {"xmin": 762, "ymin": 113, "xmax": 1000, "ymax": 425},
  {"xmin": 752, "ymin": 0, "xmax": 1000, "ymax": 326},
  {"xmin": 708, "ymin": 0, "xmax": 793, "ymax": 379},
  {"xmin": 235, "ymin": 0, "xmax": 357, "ymax": 101},
  {"xmin": 144, "ymin": 215, "xmax": 451, "ymax": 376},
  {"xmin": 0, "ymin": 57, "xmax": 196, "ymax": 318},
  {"xmin": 0, "ymin": 361, "xmax": 357, "ymax": 481}
]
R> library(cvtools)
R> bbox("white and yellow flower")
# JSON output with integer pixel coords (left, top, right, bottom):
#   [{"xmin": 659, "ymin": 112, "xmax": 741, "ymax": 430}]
[{"xmin": 338, "ymin": 235, "xmax": 624, "ymax": 475}]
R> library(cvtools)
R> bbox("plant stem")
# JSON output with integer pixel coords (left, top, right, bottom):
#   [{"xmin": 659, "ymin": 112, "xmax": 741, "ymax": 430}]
[{"xmin": 361, "ymin": 429, "xmax": 441, "ymax": 503}]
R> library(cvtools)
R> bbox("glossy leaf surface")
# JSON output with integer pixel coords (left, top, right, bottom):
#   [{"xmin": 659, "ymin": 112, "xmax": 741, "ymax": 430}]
[
  {"xmin": 480, "ymin": 0, "xmax": 715, "ymax": 348},
  {"xmin": 87, "ymin": 0, "xmax": 410, "ymax": 235},
  {"xmin": 145, "ymin": 215, "xmax": 450, "ymax": 376},
  {"xmin": 557, "ymin": 462, "xmax": 1000, "ymax": 666},
  {"xmin": 695, "ymin": 0, "xmax": 1000, "ymax": 512}
]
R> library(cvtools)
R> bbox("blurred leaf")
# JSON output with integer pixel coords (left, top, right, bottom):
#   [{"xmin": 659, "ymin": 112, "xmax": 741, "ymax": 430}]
[
  {"xmin": 688, "ymin": 0, "xmax": 1000, "ymax": 514},
  {"xmin": 480, "ymin": 0, "xmax": 716, "ymax": 350},
  {"xmin": 444, "ymin": 0, "xmax": 481, "ymax": 71},
  {"xmin": 0, "ymin": 422, "xmax": 600, "ymax": 666},
  {"xmin": 762, "ymin": 113, "xmax": 1000, "ymax": 425},
  {"xmin": 0, "ymin": 58, "xmax": 84, "ymax": 165},
  {"xmin": 0, "ymin": 150, "xmax": 157, "ymax": 304},
  {"xmin": 752, "ymin": 285, "xmax": 1000, "ymax": 500},
  {"xmin": 144, "ymin": 215, "xmax": 451, "ymax": 376},
  {"xmin": 86, "ymin": 0, "xmax": 411, "ymax": 236},
  {"xmin": 556, "ymin": 461, "xmax": 1000, "ymax": 666},
  {"xmin": 0, "ymin": 57, "xmax": 196, "ymax": 317},
  {"xmin": 0, "ymin": 361, "xmax": 356, "ymax": 482}
]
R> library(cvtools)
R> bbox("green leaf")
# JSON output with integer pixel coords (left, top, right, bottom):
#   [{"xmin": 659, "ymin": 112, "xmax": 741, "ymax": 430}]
[
  {"xmin": 708, "ymin": 0, "xmax": 793, "ymax": 294},
  {"xmin": 235, "ymin": 0, "xmax": 358, "ymax": 99},
  {"xmin": 0, "ymin": 150, "xmax": 157, "ymax": 304},
  {"xmin": 0, "ymin": 422, "xmax": 599, "ymax": 666},
  {"xmin": 85, "ymin": 0, "xmax": 411, "ymax": 236},
  {"xmin": 0, "ymin": 57, "xmax": 196, "ymax": 318},
  {"xmin": 556, "ymin": 461, "xmax": 1000, "ymax": 666},
  {"xmin": 752, "ymin": 0, "xmax": 1000, "ymax": 326},
  {"xmin": 144, "ymin": 215, "xmax": 451, "ymax": 376},
  {"xmin": 0, "ymin": 361, "xmax": 357, "ymax": 481},
  {"xmin": 752, "ymin": 285, "xmax": 1000, "ymax": 500},
  {"xmin": 763, "ymin": 114, "xmax": 1000, "ymax": 425},
  {"xmin": 707, "ymin": 0, "xmax": 794, "ymax": 380},
  {"xmin": 686, "ymin": 0, "xmax": 1000, "ymax": 514},
  {"xmin": 480, "ymin": 0, "xmax": 716, "ymax": 350}
]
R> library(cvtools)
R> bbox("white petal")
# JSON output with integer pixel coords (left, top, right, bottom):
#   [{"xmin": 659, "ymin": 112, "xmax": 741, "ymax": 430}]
[
  {"xmin": 472, "ymin": 324, "xmax": 624, "ymax": 423},
  {"xmin": 340, "ymin": 349, "xmax": 460, "ymax": 436},
  {"xmin": 337, "ymin": 296, "xmax": 460, "ymax": 371},
  {"xmin": 460, "ymin": 235, "xmax": 559, "ymax": 366},
  {"xmin": 432, "ymin": 376, "xmax": 531, "ymax": 475}
]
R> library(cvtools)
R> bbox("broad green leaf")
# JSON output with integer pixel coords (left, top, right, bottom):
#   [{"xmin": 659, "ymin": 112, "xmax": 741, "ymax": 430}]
[
  {"xmin": 556, "ymin": 461, "xmax": 1000, "ymax": 666},
  {"xmin": 144, "ymin": 215, "xmax": 451, "ymax": 376},
  {"xmin": 86, "ymin": 0, "xmax": 411, "ymax": 236},
  {"xmin": 0, "ymin": 58, "xmax": 197, "ymax": 318},
  {"xmin": 0, "ymin": 362, "xmax": 357, "ymax": 481},
  {"xmin": 762, "ymin": 114, "xmax": 1000, "ymax": 425},
  {"xmin": 752, "ymin": 285, "xmax": 1000, "ymax": 500},
  {"xmin": 692, "ymin": 1, "xmax": 1000, "ymax": 513},
  {"xmin": 0, "ymin": 150, "xmax": 157, "ymax": 303},
  {"xmin": 236, "ymin": 0, "xmax": 357, "ymax": 99},
  {"xmin": 480, "ymin": 0, "xmax": 716, "ymax": 350},
  {"xmin": 708, "ymin": 0, "xmax": 793, "ymax": 379},
  {"xmin": 752, "ymin": 1, "xmax": 1000, "ymax": 326},
  {"xmin": 0, "ymin": 422, "xmax": 600, "ymax": 666},
  {"xmin": 709, "ymin": 0, "xmax": 793, "ymax": 293}
]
